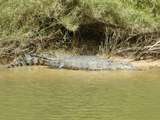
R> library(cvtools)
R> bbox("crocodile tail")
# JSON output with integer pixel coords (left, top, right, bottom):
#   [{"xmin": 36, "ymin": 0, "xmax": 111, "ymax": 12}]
[
  {"xmin": 7, "ymin": 55, "xmax": 27, "ymax": 68},
  {"xmin": 7, "ymin": 54, "xmax": 50, "ymax": 68}
]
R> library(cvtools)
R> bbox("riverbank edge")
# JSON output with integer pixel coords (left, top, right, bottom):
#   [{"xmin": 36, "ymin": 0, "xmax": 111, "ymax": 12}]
[
  {"xmin": 110, "ymin": 56, "xmax": 160, "ymax": 70},
  {"xmin": 0, "ymin": 54, "xmax": 160, "ymax": 71}
]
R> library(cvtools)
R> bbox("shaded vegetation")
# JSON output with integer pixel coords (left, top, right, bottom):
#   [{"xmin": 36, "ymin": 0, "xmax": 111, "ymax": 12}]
[{"xmin": 0, "ymin": 0, "xmax": 160, "ymax": 60}]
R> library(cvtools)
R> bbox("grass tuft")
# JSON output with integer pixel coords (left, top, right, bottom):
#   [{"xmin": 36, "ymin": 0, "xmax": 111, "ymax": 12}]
[{"xmin": 0, "ymin": 0, "xmax": 160, "ymax": 40}]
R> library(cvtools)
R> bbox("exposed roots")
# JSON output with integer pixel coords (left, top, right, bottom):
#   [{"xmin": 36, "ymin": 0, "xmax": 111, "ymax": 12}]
[{"xmin": 1, "ymin": 20, "xmax": 160, "ymax": 64}]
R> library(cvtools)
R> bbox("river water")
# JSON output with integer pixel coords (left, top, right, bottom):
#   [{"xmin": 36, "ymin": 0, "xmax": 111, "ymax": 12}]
[{"xmin": 0, "ymin": 67, "xmax": 160, "ymax": 120}]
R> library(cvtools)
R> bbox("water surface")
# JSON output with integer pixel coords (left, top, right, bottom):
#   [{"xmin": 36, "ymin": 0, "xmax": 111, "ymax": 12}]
[{"xmin": 0, "ymin": 67, "xmax": 160, "ymax": 120}]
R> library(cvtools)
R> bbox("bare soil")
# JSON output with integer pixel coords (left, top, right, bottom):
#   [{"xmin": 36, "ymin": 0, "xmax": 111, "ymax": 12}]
[{"xmin": 110, "ymin": 56, "xmax": 160, "ymax": 70}]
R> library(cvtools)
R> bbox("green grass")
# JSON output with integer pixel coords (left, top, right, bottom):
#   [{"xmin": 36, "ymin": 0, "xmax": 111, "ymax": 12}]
[
  {"xmin": 0, "ymin": 68, "xmax": 160, "ymax": 119},
  {"xmin": 0, "ymin": 0, "xmax": 160, "ymax": 40}
]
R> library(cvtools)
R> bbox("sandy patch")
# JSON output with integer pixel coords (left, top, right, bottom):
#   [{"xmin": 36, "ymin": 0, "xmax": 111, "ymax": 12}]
[{"xmin": 109, "ymin": 56, "xmax": 160, "ymax": 70}]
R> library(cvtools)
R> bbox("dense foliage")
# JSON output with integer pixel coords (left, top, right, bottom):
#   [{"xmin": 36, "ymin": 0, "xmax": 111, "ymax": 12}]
[{"xmin": 0, "ymin": 0, "xmax": 160, "ymax": 40}]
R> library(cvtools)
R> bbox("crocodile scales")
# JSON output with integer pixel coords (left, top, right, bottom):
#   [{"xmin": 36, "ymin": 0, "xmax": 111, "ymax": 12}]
[{"xmin": 6, "ymin": 54, "xmax": 135, "ymax": 70}]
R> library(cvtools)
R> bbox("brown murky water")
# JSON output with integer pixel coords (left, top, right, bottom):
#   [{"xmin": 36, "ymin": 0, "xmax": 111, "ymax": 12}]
[{"xmin": 0, "ymin": 67, "xmax": 160, "ymax": 120}]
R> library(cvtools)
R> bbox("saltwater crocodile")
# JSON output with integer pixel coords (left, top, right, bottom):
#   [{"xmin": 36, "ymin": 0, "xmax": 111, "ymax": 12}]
[{"xmin": 6, "ymin": 54, "xmax": 135, "ymax": 70}]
